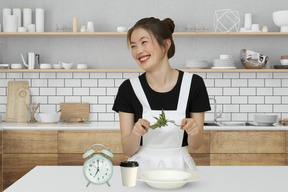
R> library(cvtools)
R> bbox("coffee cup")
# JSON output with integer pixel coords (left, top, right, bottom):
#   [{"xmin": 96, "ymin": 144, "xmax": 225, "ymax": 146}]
[
  {"xmin": 251, "ymin": 24, "xmax": 260, "ymax": 32},
  {"xmin": 120, "ymin": 161, "xmax": 139, "ymax": 187}
]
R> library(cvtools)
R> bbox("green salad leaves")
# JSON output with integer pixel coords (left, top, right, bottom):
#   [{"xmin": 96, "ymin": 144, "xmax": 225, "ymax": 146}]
[{"xmin": 150, "ymin": 109, "xmax": 168, "ymax": 130}]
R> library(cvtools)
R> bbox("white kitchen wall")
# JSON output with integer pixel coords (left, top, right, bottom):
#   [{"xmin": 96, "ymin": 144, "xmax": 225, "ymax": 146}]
[{"xmin": 0, "ymin": 71, "xmax": 288, "ymax": 122}]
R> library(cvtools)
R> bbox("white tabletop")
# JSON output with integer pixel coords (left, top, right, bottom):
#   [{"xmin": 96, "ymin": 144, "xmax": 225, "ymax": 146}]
[{"xmin": 4, "ymin": 166, "xmax": 288, "ymax": 192}]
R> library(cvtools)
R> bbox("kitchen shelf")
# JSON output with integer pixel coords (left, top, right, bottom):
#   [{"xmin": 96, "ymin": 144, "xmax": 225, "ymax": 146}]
[
  {"xmin": 1, "ymin": 32, "xmax": 288, "ymax": 36},
  {"xmin": 1, "ymin": 69, "xmax": 288, "ymax": 72}
]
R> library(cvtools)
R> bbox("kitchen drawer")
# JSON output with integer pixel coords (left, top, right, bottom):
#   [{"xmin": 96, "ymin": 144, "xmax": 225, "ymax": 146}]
[
  {"xmin": 3, "ymin": 154, "xmax": 58, "ymax": 190},
  {"xmin": 58, "ymin": 131, "xmax": 123, "ymax": 153},
  {"xmin": 58, "ymin": 153, "xmax": 129, "ymax": 166},
  {"xmin": 210, "ymin": 131, "xmax": 286, "ymax": 153},
  {"xmin": 286, "ymin": 132, "xmax": 288, "ymax": 154},
  {"xmin": 210, "ymin": 154, "xmax": 286, "ymax": 166},
  {"xmin": 191, "ymin": 153, "xmax": 210, "ymax": 166},
  {"xmin": 3, "ymin": 130, "xmax": 58, "ymax": 154}
]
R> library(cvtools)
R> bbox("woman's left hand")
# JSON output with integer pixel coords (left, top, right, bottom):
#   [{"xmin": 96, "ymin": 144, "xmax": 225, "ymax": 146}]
[{"xmin": 181, "ymin": 118, "xmax": 200, "ymax": 136}]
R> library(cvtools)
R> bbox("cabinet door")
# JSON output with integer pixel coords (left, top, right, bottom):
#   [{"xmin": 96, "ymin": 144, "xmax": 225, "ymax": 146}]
[
  {"xmin": 0, "ymin": 131, "xmax": 2, "ymax": 192},
  {"xmin": 58, "ymin": 131, "xmax": 128, "ymax": 165},
  {"xmin": 210, "ymin": 131, "xmax": 286, "ymax": 153},
  {"xmin": 3, "ymin": 130, "xmax": 58, "ymax": 153}
]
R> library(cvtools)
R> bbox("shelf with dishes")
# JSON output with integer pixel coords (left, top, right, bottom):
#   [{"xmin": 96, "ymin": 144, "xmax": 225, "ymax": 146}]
[{"xmin": 1, "ymin": 32, "xmax": 288, "ymax": 36}]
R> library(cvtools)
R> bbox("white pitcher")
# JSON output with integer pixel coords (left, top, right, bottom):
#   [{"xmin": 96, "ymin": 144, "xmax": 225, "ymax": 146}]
[{"xmin": 4, "ymin": 15, "xmax": 17, "ymax": 32}]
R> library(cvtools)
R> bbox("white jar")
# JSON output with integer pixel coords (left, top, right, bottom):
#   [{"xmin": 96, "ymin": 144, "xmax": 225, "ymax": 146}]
[{"xmin": 36, "ymin": 8, "xmax": 44, "ymax": 32}]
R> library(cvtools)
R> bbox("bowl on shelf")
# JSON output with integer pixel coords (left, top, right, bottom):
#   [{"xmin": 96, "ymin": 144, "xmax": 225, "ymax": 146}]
[
  {"xmin": 10, "ymin": 63, "xmax": 23, "ymax": 69},
  {"xmin": 40, "ymin": 63, "xmax": 52, "ymax": 69},
  {"xmin": 61, "ymin": 62, "xmax": 74, "ymax": 69},
  {"xmin": 280, "ymin": 59, "xmax": 288, "ymax": 65},
  {"xmin": 254, "ymin": 114, "xmax": 277, "ymax": 126},
  {"xmin": 240, "ymin": 49, "xmax": 269, "ymax": 69},
  {"xmin": 52, "ymin": 63, "xmax": 63, "ymax": 69},
  {"xmin": 273, "ymin": 10, "xmax": 288, "ymax": 32}
]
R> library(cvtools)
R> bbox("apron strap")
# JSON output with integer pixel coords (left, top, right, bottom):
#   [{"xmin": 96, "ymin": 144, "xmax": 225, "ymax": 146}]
[
  {"xmin": 130, "ymin": 77, "xmax": 151, "ymax": 111},
  {"xmin": 176, "ymin": 72, "xmax": 193, "ymax": 112},
  {"xmin": 130, "ymin": 72, "xmax": 193, "ymax": 112}
]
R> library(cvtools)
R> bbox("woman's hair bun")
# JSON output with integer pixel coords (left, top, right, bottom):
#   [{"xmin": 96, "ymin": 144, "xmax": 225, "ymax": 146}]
[{"xmin": 162, "ymin": 18, "xmax": 175, "ymax": 33}]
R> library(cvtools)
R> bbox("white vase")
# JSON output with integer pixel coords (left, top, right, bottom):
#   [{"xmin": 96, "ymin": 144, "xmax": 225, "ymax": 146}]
[
  {"xmin": 3, "ymin": 8, "xmax": 11, "ymax": 32},
  {"xmin": 36, "ymin": 8, "xmax": 44, "ymax": 32},
  {"xmin": 13, "ymin": 8, "xmax": 22, "ymax": 29},
  {"xmin": 23, "ymin": 8, "xmax": 32, "ymax": 28},
  {"xmin": 4, "ymin": 15, "xmax": 17, "ymax": 32},
  {"xmin": 244, "ymin": 13, "xmax": 252, "ymax": 30},
  {"xmin": 87, "ymin": 21, "xmax": 94, "ymax": 32}
]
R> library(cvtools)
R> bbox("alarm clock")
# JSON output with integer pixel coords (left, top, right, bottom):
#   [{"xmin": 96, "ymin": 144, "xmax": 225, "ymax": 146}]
[{"xmin": 83, "ymin": 144, "xmax": 114, "ymax": 187}]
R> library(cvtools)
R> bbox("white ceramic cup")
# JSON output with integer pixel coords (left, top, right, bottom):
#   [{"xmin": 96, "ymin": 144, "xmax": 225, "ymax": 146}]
[
  {"xmin": 120, "ymin": 161, "xmax": 139, "ymax": 187},
  {"xmin": 18, "ymin": 27, "xmax": 27, "ymax": 32},
  {"xmin": 251, "ymin": 24, "xmax": 260, "ymax": 32},
  {"xmin": 27, "ymin": 24, "xmax": 36, "ymax": 32}
]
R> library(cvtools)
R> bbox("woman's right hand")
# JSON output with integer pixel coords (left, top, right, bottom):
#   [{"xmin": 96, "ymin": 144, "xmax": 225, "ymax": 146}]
[{"xmin": 132, "ymin": 118, "xmax": 150, "ymax": 136}]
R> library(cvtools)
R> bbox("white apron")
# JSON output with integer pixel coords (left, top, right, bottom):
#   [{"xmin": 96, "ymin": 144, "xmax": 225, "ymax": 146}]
[{"xmin": 129, "ymin": 72, "xmax": 196, "ymax": 170}]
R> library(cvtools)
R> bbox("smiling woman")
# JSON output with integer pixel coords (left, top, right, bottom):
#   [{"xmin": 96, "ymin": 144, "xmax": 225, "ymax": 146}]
[{"xmin": 113, "ymin": 17, "xmax": 211, "ymax": 170}]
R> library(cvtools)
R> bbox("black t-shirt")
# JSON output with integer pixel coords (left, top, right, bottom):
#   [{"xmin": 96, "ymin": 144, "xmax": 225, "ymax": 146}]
[{"xmin": 112, "ymin": 70, "xmax": 211, "ymax": 146}]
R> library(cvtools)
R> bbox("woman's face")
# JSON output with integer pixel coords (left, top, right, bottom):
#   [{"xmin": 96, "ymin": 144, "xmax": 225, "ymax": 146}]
[{"xmin": 130, "ymin": 28, "xmax": 166, "ymax": 71}]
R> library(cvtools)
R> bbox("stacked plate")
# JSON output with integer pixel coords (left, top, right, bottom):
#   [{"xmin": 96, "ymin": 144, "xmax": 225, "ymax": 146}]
[
  {"xmin": 212, "ymin": 58, "xmax": 237, "ymax": 69},
  {"xmin": 254, "ymin": 114, "xmax": 277, "ymax": 126},
  {"xmin": 185, "ymin": 60, "xmax": 209, "ymax": 69}
]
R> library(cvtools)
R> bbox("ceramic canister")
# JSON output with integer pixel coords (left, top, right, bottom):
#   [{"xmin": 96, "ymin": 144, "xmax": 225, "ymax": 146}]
[
  {"xmin": 13, "ymin": 8, "xmax": 22, "ymax": 29},
  {"xmin": 4, "ymin": 15, "xmax": 18, "ymax": 32},
  {"xmin": 23, "ymin": 8, "xmax": 32, "ymax": 28},
  {"xmin": 3, "ymin": 8, "xmax": 11, "ymax": 32},
  {"xmin": 36, "ymin": 8, "xmax": 44, "ymax": 32}
]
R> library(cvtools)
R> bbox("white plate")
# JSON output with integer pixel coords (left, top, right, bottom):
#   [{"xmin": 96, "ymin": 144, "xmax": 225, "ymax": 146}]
[
  {"xmin": 137, "ymin": 168, "xmax": 203, "ymax": 189},
  {"xmin": 221, "ymin": 121, "xmax": 246, "ymax": 126}
]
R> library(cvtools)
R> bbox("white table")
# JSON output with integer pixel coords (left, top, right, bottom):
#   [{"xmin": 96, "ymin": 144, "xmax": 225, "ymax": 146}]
[{"xmin": 4, "ymin": 166, "xmax": 288, "ymax": 192}]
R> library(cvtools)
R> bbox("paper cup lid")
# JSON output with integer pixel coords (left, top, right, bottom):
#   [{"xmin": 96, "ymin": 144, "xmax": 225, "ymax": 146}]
[{"xmin": 120, "ymin": 161, "xmax": 139, "ymax": 167}]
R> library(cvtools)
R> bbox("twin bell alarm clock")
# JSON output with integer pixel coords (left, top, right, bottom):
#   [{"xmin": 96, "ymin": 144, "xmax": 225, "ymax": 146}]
[{"xmin": 83, "ymin": 144, "xmax": 114, "ymax": 187}]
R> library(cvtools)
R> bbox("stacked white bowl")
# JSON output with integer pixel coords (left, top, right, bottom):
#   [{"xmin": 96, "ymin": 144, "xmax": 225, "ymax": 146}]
[
  {"xmin": 185, "ymin": 60, "xmax": 208, "ymax": 69},
  {"xmin": 254, "ymin": 114, "xmax": 278, "ymax": 126},
  {"xmin": 212, "ymin": 55, "xmax": 237, "ymax": 69}
]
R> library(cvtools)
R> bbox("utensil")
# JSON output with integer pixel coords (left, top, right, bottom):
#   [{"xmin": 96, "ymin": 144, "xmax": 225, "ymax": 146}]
[
  {"xmin": 21, "ymin": 52, "xmax": 40, "ymax": 69},
  {"xmin": 137, "ymin": 168, "xmax": 203, "ymax": 189},
  {"xmin": 240, "ymin": 49, "xmax": 269, "ymax": 69}
]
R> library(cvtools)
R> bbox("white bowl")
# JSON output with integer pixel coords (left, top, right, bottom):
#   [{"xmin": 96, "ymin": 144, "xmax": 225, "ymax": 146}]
[
  {"xmin": 280, "ymin": 59, "xmax": 288, "ymax": 65},
  {"xmin": 273, "ymin": 10, "xmax": 288, "ymax": 32},
  {"xmin": 38, "ymin": 113, "xmax": 61, "ymax": 123},
  {"xmin": 10, "ymin": 63, "xmax": 23, "ymax": 69},
  {"xmin": 220, "ymin": 55, "xmax": 232, "ymax": 59},
  {"xmin": 52, "ymin": 63, "xmax": 63, "ymax": 69},
  {"xmin": 117, "ymin": 27, "xmax": 127, "ymax": 32},
  {"xmin": 77, "ymin": 64, "xmax": 88, "ymax": 69},
  {"xmin": 40, "ymin": 63, "xmax": 52, "ymax": 69},
  {"xmin": 62, "ymin": 62, "xmax": 74, "ymax": 69},
  {"xmin": 137, "ymin": 168, "xmax": 203, "ymax": 190},
  {"xmin": 254, "ymin": 114, "xmax": 277, "ymax": 125}
]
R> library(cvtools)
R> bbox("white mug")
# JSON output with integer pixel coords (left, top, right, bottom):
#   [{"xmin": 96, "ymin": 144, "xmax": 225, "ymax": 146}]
[
  {"xmin": 18, "ymin": 27, "xmax": 27, "ymax": 32},
  {"xmin": 87, "ymin": 21, "xmax": 94, "ymax": 32},
  {"xmin": 251, "ymin": 24, "xmax": 260, "ymax": 32},
  {"xmin": 4, "ymin": 15, "xmax": 17, "ymax": 32},
  {"xmin": 27, "ymin": 24, "xmax": 36, "ymax": 32}
]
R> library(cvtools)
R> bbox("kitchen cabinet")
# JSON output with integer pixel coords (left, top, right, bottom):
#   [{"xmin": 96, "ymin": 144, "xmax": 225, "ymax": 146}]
[
  {"xmin": 0, "ymin": 131, "xmax": 2, "ymax": 192},
  {"xmin": 209, "ymin": 131, "xmax": 287, "ymax": 166},
  {"xmin": 2, "ymin": 131, "xmax": 58, "ymax": 190}
]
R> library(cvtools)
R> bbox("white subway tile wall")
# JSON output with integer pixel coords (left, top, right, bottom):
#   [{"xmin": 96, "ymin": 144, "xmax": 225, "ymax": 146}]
[{"xmin": 0, "ymin": 71, "xmax": 287, "ymax": 122}]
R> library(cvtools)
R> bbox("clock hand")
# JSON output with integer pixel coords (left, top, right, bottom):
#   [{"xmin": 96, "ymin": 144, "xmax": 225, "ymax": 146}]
[{"xmin": 93, "ymin": 169, "xmax": 99, "ymax": 178}]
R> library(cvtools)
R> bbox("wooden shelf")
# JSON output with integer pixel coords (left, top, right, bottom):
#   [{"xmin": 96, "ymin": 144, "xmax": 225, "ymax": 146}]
[
  {"xmin": 1, "ymin": 32, "xmax": 288, "ymax": 36},
  {"xmin": 1, "ymin": 69, "xmax": 287, "ymax": 72}
]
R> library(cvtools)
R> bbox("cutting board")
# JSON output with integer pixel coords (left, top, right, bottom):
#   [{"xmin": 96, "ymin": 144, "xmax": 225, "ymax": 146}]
[
  {"xmin": 6, "ymin": 81, "xmax": 30, "ymax": 122},
  {"xmin": 60, "ymin": 103, "xmax": 89, "ymax": 122}
]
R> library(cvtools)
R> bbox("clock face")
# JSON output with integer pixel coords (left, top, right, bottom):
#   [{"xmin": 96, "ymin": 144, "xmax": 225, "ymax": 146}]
[{"xmin": 83, "ymin": 154, "xmax": 113, "ymax": 184}]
